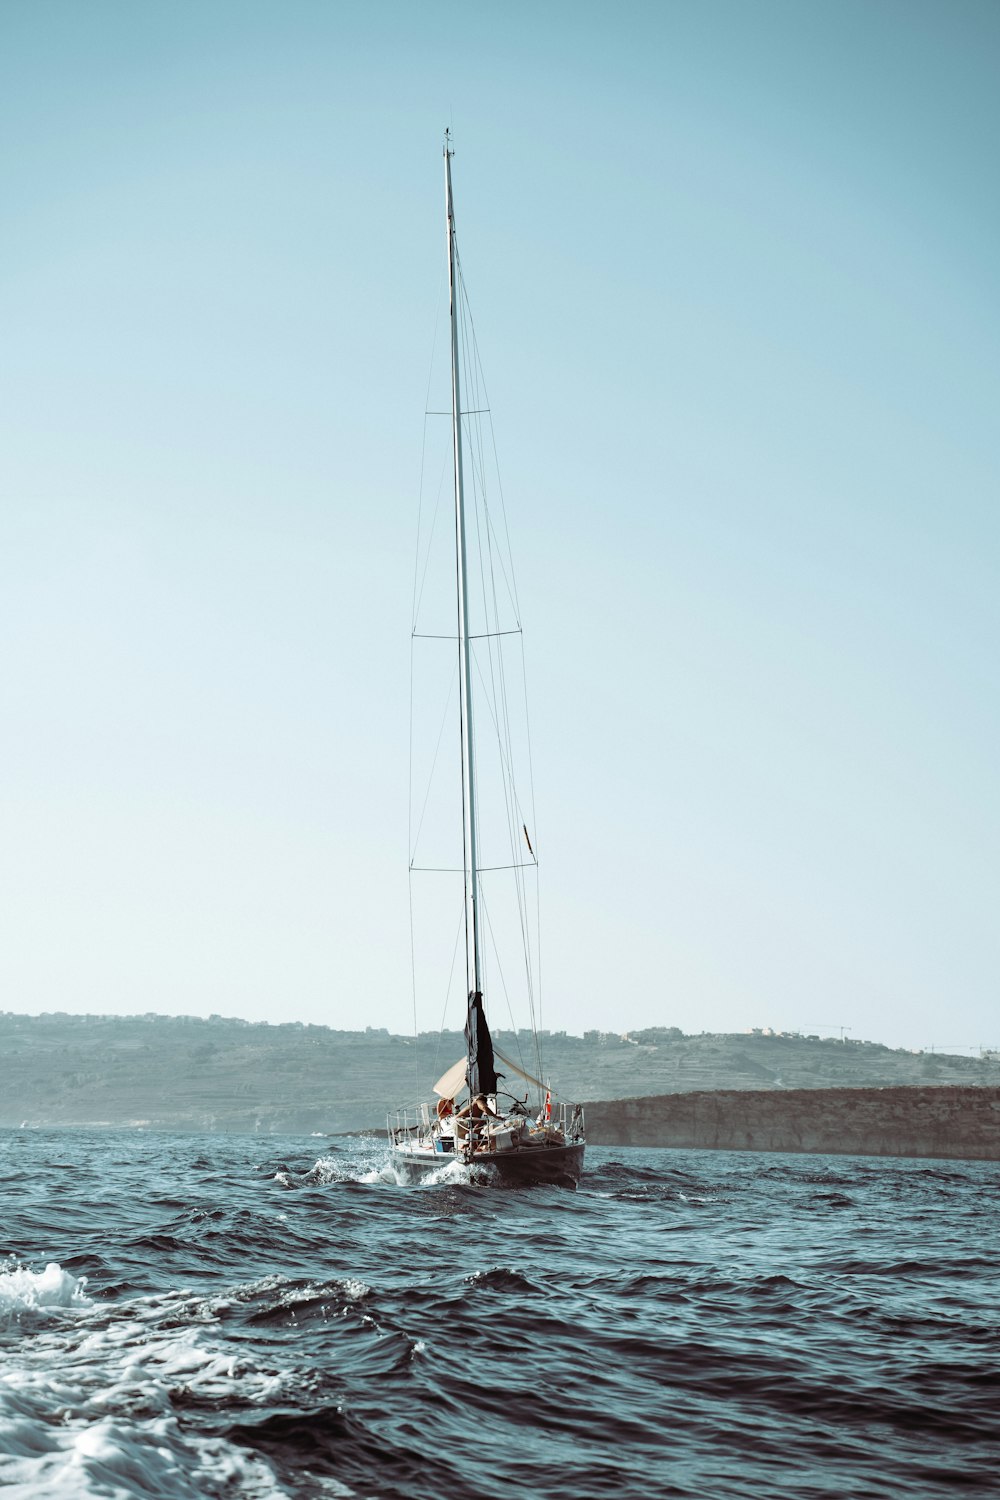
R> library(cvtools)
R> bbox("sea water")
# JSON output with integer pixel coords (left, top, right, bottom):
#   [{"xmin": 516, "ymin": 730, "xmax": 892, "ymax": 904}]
[{"xmin": 1, "ymin": 1129, "xmax": 997, "ymax": 1498}]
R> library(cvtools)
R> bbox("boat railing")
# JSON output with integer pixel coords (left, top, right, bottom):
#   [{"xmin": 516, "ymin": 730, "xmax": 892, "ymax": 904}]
[
  {"xmin": 557, "ymin": 1100, "xmax": 586, "ymax": 1142},
  {"xmin": 387, "ymin": 1107, "xmax": 435, "ymax": 1150},
  {"xmin": 390, "ymin": 1099, "xmax": 585, "ymax": 1153}
]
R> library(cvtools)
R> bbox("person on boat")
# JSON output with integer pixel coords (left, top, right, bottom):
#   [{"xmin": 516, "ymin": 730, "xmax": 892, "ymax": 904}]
[
  {"xmin": 436, "ymin": 1097, "xmax": 456, "ymax": 1141},
  {"xmin": 452, "ymin": 1093, "xmax": 500, "ymax": 1150},
  {"xmin": 456, "ymin": 1094, "xmax": 498, "ymax": 1121}
]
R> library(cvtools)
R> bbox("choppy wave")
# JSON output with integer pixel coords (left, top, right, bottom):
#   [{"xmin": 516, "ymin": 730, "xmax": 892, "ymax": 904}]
[
  {"xmin": 3, "ymin": 1130, "xmax": 999, "ymax": 1499},
  {"xmin": 1, "ymin": 1260, "xmax": 90, "ymax": 1320},
  {"xmin": 0, "ymin": 1275, "xmax": 303, "ymax": 1496}
]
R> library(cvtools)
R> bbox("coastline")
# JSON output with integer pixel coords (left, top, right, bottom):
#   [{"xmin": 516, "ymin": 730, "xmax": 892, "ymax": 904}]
[
  {"xmin": 9, "ymin": 1084, "xmax": 1000, "ymax": 1164},
  {"xmin": 584, "ymin": 1084, "xmax": 1000, "ymax": 1161}
]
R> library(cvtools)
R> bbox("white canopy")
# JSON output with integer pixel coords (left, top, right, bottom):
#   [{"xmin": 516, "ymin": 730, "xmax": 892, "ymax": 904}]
[
  {"xmin": 433, "ymin": 1056, "xmax": 468, "ymax": 1099},
  {"xmin": 434, "ymin": 1048, "xmax": 548, "ymax": 1099}
]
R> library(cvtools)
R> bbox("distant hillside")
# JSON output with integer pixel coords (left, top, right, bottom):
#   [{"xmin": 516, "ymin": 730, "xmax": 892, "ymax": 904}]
[{"xmin": 2, "ymin": 1012, "xmax": 999, "ymax": 1135}]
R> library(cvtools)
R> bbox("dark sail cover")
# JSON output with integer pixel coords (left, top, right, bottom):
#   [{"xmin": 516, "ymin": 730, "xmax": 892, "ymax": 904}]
[{"xmin": 465, "ymin": 991, "xmax": 499, "ymax": 1098}]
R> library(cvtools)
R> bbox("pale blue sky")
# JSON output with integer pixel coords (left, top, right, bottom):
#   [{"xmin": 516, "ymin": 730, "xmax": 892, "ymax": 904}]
[{"xmin": 1, "ymin": 1, "xmax": 997, "ymax": 1051}]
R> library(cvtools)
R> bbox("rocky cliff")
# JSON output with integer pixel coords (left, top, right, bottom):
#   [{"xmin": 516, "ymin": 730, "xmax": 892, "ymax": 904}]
[{"xmin": 585, "ymin": 1085, "xmax": 1000, "ymax": 1161}]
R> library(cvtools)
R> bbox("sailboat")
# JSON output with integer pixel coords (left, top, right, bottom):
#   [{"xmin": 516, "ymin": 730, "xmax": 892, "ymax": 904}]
[{"xmin": 388, "ymin": 136, "xmax": 585, "ymax": 1185}]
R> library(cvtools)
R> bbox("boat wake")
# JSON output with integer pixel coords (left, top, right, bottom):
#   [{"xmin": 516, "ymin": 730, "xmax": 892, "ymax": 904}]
[
  {"xmin": 272, "ymin": 1140, "xmax": 394, "ymax": 1188},
  {"xmin": 274, "ymin": 1147, "xmax": 490, "ymax": 1190},
  {"xmin": 408, "ymin": 1156, "xmax": 488, "ymax": 1188},
  {"xmin": 0, "ymin": 1262, "xmax": 360, "ymax": 1499}
]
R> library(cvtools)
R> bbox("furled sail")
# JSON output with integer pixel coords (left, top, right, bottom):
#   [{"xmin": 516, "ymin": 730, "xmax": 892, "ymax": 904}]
[{"xmin": 465, "ymin": 991, "xmax": 499, "ymax": 1098}]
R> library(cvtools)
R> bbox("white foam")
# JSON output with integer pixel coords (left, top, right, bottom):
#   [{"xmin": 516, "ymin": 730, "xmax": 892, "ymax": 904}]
[
  {"xmin": 340, "ymin": 1278, "xmax": 370, "ymax": 1302},
  {"xmin": 276, "ymin": 1146, "xmax": 399, "ymax": 1188},
  {"xmin": 0, "ymin": 1265, "xmax": 352, "ymax": 1500},
  {"xmin": 419, "ymin": 1157, "xmax": 475, "ymax": 1187},
  {"xmin": 205, "ymin": 1274, "xmax": 371, "ymax": 1318},
  {"xmin": 418, "ymin": 1157, "xmax": 499, "ymax": 1188},
  {"xmin": 274, "ymin": 1154, "xmax": 355, "ymax": 1188},
  {"xmin": 356, "ymin": 1164, "xmax": 399, "ymax": 1185},
  {"xmin": 274, "ymin": 1139, "xmax": 504, "ymax": 1191},
  {"xmin": 0, "ymin": 1262, "xmax": 89, "ymax": 1319},
  {"xmin": 370, "ymin": 1154, "xmax": 496, "ymax": 1189},
  {"xmin": 0, "ymin": 1413, "xmax": 292, "ymax": 1499}
]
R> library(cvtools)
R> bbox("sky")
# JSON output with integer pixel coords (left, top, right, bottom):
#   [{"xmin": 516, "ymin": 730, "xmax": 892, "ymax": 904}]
[{"xmin": 1, "ymin": 1, "xmax": 997, "ymax": 1053}]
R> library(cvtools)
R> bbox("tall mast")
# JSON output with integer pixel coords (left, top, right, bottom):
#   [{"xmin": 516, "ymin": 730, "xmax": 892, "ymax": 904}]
[{"xmin": 445, "ymin": 132, "xmax": 483, "ymax": 1004}]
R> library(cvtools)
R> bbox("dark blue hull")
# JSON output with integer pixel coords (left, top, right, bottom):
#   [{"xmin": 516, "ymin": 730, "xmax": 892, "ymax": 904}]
[{"xmin": 393, "ymin": 1141, "xmax": 584, "ymax": 1185}]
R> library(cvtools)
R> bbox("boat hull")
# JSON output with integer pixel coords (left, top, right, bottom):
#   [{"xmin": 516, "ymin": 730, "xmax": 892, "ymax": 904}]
[{"xmin": 392, "ymin": 1141, "xmax": 584, "ymax": 1186}]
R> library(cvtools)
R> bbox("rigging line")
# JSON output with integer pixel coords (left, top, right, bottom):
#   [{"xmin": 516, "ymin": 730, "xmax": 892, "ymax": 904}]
[
  {"xmin": 434, "ymin": 894, "xmax": 468, "ymax": 1077},
  {"xmin": 325, "ymin": 1094, "xmax": 427, "ymax": 1107},
  {"xmin": 412, "ymin": 452, "xmax": 451, "ymax": 632},
  {"xmin": 476, "ymin": 410, "xmax": 529, "ymax": 905},
  {"xmin": 474, "ymin": 502, "xmax": 526, "ymax": 911},
  {"xmin": 479, "ymin": 394, "xmax": 523, "ymax": 628},
  {"xmin": 414, "ymin": 260, "xmax": 453, "ymax": 1095},
  {"xmin": 470, "ymin": 647, "xmax": 526, "ymax": 884},
  {"xmin": 412, "ymin": 629, "xmax": 522, "ymax": 641},
  {"xmin": 468, "ymin": 651, "xmax": 532, "ymax": 852},
  {"xmin": 518, "ymin": 628, "xmax": 544, "ymax": 1066},
  {"xmin": 469, "ymin": 447, "xmax": 521, "ymax": 635},
  {"xmin": 534, "ymin": 859, "xmax": 544, "ymax": 1081},
  {"xmin": 413, "ymin": 421, "xmax": 428, "ymax": 633},
  {"xmin": 479, "ymin": 441, "xmax": 539, "ymax": 1070},
  {"xmin": 408, "ymin": 869, "xmax": 419, "ymax": 1099},
  {"xmin": 457, "ymin": 257, "xmax": 488, "ymax": 475},
  {"xmin": 410, "ymin": 861, "xmax": 537, "ymax": 873},
  {"xmin": 464, "ymin": 317, "xmax": 537, "ymax": 1039},
  {"xmin": 464, "ymin": 431, "xmax": 521, "ymax": 637},
  {"xmin": 470, "ymin": 472, "xmax": 539, "ymax": 1073},
  {"xmin": 408, "ymin": 628, "xmax": 414, "ymax": 873},
  {"xmin": 413, "ymin": 260, "xmax": 447, "ymax": 633},
  {"xmin": 464, "ymin": 394, "xmax": 506, "ymax": 651},
  {"xmin": 463, "ymin": 294, "xmax": 523, "ymax": 622},
  {"xmin": 454, "ymin": 232, "xmax": 541, "ymax": 1081},
  {"xmin": 460, "ymin": 382, "xmax": 520, "ymax": 633},
  {"xmin": 479, "ymin": 888, "xmax": 532, "ymax": 1087},
  {"xmin": 424, "ymin": 261, "xmax": 446, "ymax": 412},
  {"xmin": 451, "ymin": 296, "xmax": 474, "ymax": 1007},
  {"xmin": 458, "ymin": 272, "xmax": 522, "ymax": 624},
  {"xmin": 455, "ymin": 246, "xmax": 537, "ymax": 1056},
  {"xmin": 449, "ymin": 292, "xmax": 521, "ymax": 651},
  {"xmin": 456, "ymin": 253, "xmax": 491, "ymax": 1003},
  {"xmin": 479, "ymin": 495, "xmax": 521, "ymax": 628},
  {"xmin": 426, "ymin": 408, "xmax": 490, "ymax": 416},
  {"xmin": 408, "ymin": 627, "xmax": 418, "ymax": 1099},
  {"xmin": 490, "ymin": 622, "xmax": 542, "ymax": 1060},
  {"xmin": 410, "ymin": 658, "xmax": 459, "ymax": 861},
  {"xmin": 497, "ymin": 684, "xmax": 538, "ymax": 1058},
  {"xmin": 457, "ymin": 297, "xmax": 537, "ymax": 1035}
]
